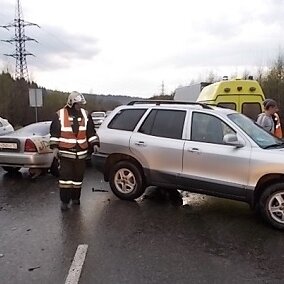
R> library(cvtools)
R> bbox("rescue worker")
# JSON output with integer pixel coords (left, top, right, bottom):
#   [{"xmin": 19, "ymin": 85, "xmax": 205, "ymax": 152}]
[
  {"xmin": 49, "ymin": 91, "xmax": 98, "ymax": 211},
  {"xmin": 256, "ymin": 99, "xmax": 278, "ymax": 134}
]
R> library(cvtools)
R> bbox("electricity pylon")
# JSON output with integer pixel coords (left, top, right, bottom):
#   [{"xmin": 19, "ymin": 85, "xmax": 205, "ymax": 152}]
[{"xmin": 1, "ymin": 0, "xmax": 39, "ymax": 81}]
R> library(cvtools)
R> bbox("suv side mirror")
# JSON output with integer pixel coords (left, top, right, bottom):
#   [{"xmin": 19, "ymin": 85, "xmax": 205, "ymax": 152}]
[{"xmin": 223, "ymin": 134, "xmax": 244, "ymax": 148}]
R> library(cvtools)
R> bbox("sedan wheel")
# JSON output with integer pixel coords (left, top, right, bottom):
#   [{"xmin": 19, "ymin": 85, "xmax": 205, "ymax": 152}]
[
  {"xmin": 109, "ymin": 161, "xmax": 145, "ymax": 200},
  {"xmin": 2, "ymin": 166, "xmax": 21, "ymax": 174}
]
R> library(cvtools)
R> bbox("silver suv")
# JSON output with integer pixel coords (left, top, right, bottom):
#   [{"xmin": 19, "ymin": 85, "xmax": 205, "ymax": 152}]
[{"xmin": 94, "ymin": 100, "xmax": 284, "ymax": 230}]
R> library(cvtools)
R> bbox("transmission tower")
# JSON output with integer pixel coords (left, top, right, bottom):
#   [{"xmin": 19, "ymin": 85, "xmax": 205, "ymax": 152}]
[
  {"xmin": 161, "ymin": 81, "xmax": 165, "ymax": 96},
  {"xmin": 1, "ymin": 0, "xmax": 39, "ymax": 81}
]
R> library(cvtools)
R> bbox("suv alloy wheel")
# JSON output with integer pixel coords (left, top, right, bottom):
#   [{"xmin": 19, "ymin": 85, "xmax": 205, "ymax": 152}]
[
  {"xmin": 259, "ymin": 183, "xmax": 284, "ymax": 230},
  {"xmin": 109, "ymin": 161, "xmax": 145, "ymax": 200}
]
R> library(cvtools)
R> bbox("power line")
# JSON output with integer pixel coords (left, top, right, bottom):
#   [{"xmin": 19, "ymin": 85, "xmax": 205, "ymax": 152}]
[{"xmin": 1, "ymin": 0, "xmax": 39, "ymax": 81}]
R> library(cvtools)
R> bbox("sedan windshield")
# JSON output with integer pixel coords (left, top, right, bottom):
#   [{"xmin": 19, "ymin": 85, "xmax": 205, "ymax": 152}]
[{"xmin": 228, "ymin": 113, "xmax": 283, "ymax": 149}]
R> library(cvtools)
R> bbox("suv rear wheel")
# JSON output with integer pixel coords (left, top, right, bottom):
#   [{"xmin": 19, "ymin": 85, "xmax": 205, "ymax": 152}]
[
  {"xmin": 259, "ymin": 183, "xmax": 284, "ymax": 230},
  {"xmin": 109, "ymin": 161, "xmax": 145, "ymax": 200}
]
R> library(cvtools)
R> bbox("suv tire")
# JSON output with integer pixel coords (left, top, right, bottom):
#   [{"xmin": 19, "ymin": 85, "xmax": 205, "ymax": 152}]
[
  {"xmin": 109, "ymin": 161, "xmax": 145, "ymax": 200},
  {"xmin": 259, "ymin": 183, "xmax": 284, "ymax": 230}
]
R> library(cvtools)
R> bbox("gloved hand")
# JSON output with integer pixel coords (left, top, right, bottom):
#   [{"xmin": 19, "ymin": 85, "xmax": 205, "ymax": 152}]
[
  {"xmin": 53, "ymin": 148, "xmax": 59, "ymax": 159},
  {"xmin": 93, "ymin": 145, "xmax": 99, "ymax": 153}
]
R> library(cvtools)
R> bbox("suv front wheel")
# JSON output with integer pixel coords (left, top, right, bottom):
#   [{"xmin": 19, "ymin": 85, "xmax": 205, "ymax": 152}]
[
  {"xmin": 259, "ymin": 183, "xmax": 284, "ymax": 230},
  {"xmin": 109, "ymin": 161, "xmax": 145, "ymax": 200}
]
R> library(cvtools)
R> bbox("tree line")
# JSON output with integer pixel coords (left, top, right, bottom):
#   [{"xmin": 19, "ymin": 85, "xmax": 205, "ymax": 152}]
[
  {"xmin": 0, "ymin": 54, "xmax": 284, "ymax": 127},
  {"xmin": 0, "ymin": 73, "xmax": 122, "ymax": 127}
]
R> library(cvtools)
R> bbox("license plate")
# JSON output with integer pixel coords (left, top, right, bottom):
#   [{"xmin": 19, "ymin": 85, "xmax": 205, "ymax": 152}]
[{"xmin": 0, "ymin": 142, "xmax": 17, "ymax": 149}]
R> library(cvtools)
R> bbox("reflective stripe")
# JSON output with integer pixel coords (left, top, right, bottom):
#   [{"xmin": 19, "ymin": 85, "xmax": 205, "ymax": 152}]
[
  {"xmin": 73, "ymin": 184, "xmax": 82, "ymax": 189},
  {"xmin": 58, "ymin": 108, "xmax": 87, "ymax": 132},
  {"xmin": 59, "ymin": 154, "xmax": 87, "ymax": 159},
  {"xmin": 50, "ymin": 137, "xmax": 60, "ymax": 142},
  {"xmin": 59, "ymin": 149, "xmax": 88, "ymax": 155},
  {"xmin": 77, "ymin": 150, "xmax": 88, "ymax": 155},
  {"xmin": 59, "ymin": 184, "xmax": 72, "ymax": 189},
  {"xmin": 61, "ymin": 125, "xmax": 87, "ymax": 132},
  {"xmin": 59, "ymin": 180, "xmax": 82, "ymax": 186},
  {"xmin": 59, "ymin": 149, "xmax": 88, "ymax": 159},
  {"xmin": 81, "ymin": 109, "xmax": 88, "ymax": 122},
  {"xmin": 59, "ymin": 180, "xmax": 83, "ymax": 189},
  {"xmin": 59, "ymin": 108, "xmax": 64, "ymax": 121},
  {"xmin": 61, "ymin": 126, "xmax": 73, "ymax": 131},
  {"xmin": 57, "ymin": 107, "xmax": 89, "ymax": 150},
  {"xmin": 58, "ymin": 137, "xmax": 87, "ymax": 144},
  {"xmin": 59, "ymin": 152, "xmax": 77, "ymax": 159},
  {"xmin": 88, "ymin": 136, "xmax": 98, "ymax": 143}
]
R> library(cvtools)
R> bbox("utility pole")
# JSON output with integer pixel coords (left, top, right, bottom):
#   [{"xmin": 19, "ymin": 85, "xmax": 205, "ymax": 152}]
[
  {"xmin": 161, "ymin": 81, "xmax": 165, "ymax": 96},
  {"xmin": 1, "ymin": 0, "xmax": 39, "ymax": 81}
]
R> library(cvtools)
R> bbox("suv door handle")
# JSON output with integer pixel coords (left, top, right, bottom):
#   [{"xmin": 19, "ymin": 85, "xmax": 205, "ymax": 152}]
[
  {"xmin": 187, "ymin": 147, "xmax": 200, "ymax": 153},
  {"xmin": 134, "ymin": 141, "xmax": 146, "ymax": 147}
]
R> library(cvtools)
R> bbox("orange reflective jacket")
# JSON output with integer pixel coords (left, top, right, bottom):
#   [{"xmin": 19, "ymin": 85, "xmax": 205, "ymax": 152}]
[
  {"xmin": 57, "ymin": 108, "xmax": 88, "ymax": 150},
  {"xmin": 274, "ymin": 113, "xmax": 282, "ymax": 139}
]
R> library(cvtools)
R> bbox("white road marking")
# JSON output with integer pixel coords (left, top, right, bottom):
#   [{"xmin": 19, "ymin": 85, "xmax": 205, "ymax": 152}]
[{"xmin": 65, "ymin": 244, "xmax": 88, "ymax": 284}]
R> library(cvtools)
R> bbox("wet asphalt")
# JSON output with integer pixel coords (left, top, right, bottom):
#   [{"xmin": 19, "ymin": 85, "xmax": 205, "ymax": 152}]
[{"xmin": 0, "ymin": 166, "xmax": 283, "ymax": 284}]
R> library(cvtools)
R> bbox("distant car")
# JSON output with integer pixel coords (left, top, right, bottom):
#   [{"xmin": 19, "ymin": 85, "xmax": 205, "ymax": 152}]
[
  {"xmin": 0, "ymin": 117, "xmax": 14, "ymax": 136},
  {"xmin": 91, "ymin": 111, "xmax": 106, "ymax": 128},
  {"xmin": 105, "ymin": 110, "xmax": 113, "ymax": 117},
  {"xmin": 0, "ymin": 121, "xmax": 58, "ymax": 175}
]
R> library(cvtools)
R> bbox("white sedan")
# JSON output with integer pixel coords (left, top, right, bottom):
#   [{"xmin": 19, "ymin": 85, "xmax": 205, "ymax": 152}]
[
  {"xmin": 0, "ymin": 121, "xmax": 58, "ymax": 176},
  {"xmin": 0, "ymin": 117, "xmax": 14, "ymax": 136}
]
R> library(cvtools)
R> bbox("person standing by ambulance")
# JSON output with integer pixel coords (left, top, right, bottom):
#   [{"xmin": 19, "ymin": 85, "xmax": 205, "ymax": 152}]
[
  {"xmin": 49, "ymin": 91, "xmax": 98, "ymax": 211},
  {"xmin": 256, "ymin": 99, "xmax": 279, "ymax": 135}
]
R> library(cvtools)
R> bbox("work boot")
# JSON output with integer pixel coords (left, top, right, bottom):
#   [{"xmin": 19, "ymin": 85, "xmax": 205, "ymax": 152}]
[
  {"xmin": 60, "ymin": 202, "xmax": 69, "ymax": 211},
  {"xmin": 72, "ymin": 199, "xmax": 80, "ymax": 205}
]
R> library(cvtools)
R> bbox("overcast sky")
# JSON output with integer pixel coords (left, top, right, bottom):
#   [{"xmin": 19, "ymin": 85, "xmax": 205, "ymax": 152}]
[{"xmin": 0, "ymin": 0, "xmax": 284, "ymax": 98}]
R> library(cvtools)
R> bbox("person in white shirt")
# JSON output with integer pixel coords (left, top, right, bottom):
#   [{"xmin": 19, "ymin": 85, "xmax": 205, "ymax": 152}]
[{"xmin": 256, "ymin": 99, "xmax": 278, "ymax": 134}]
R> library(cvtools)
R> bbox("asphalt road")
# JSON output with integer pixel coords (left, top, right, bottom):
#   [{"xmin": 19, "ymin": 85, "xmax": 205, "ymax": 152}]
[{"xmin": 0, "ymin": 166, "xmax": 283, "ymax": 284}]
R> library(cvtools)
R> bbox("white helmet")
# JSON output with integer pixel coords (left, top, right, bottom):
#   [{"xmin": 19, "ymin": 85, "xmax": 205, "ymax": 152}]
[{"xmin": 66, "ymin": 91, "xmax": 86, "ymax": 107}]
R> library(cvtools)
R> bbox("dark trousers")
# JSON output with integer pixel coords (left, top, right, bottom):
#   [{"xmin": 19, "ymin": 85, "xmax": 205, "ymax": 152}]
[{"xmin": 59, "ymin": 157, "xmax": 86, "ymax": 204}]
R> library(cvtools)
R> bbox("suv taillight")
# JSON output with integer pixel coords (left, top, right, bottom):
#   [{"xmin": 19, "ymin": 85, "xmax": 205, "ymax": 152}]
[{"xmin": 24, "ymin": 139, "xmax": 37, "ymax": 152}]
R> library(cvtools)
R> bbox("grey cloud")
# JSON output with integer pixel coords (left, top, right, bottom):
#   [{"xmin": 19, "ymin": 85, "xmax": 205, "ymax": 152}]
[
  {"xmin": 260, "ymin": 1, "xmax": 284, "ymax": 26},
  {"xmin": 196, "ymin": 18, "xmax": 241, "ymax": 39},
  {"xmin": 158, "ymin": 36, "xmax": 281, "ymax": 70},
  {"xmin": 26, "ymin": 27, "xmax": 100, "ymax": 70},
  {"xmin": 0, "ymin": 3, "xmax": 100, "ymax": 71}
]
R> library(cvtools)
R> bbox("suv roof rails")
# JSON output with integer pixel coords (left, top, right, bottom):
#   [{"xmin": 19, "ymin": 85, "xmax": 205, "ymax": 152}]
[{"xmin": 127, "ymin": 100, "xmax": 213, "ymax": 109}]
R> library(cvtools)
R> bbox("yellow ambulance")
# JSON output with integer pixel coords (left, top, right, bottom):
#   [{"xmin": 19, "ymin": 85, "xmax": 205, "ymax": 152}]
[{"xmin": 196, "ymin": 78, "xmax": 265, "ymax": 120}]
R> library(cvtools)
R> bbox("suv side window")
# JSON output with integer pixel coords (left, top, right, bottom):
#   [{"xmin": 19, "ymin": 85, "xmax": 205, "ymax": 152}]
[
  {"xmin": 108, "ymin": 109, "xmax": 146, "ymax": 131},
  {"xmin": 191, "ymin": 112, "xmax": 235, "ymax": 144},
  {"xmin": 139, "ymin": 109, "xmax": 186, "ymax": 139}
]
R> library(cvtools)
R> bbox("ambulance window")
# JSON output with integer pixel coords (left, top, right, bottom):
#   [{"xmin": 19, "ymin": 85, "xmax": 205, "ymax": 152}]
[
  {"xmin": 242, "ymin": 103, "xmax": 262, "ymax": 121},
  {"xmin": 217, "ymin": 103, "xmax": 236, "ymax": 110}
]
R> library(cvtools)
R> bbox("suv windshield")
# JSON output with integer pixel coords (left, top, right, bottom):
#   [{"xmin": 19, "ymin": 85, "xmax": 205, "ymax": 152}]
[{"xmin": 228, "ymin": 113, "xmax": 283, "ymax": 148}]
